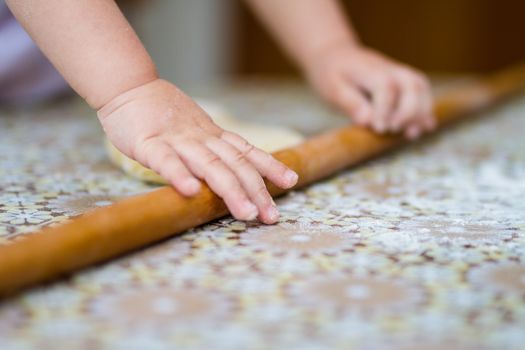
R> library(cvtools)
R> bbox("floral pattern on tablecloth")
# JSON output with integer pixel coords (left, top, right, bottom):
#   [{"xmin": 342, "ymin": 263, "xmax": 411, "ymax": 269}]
[{"xmin": 0, "ymin": 85, "xmax": 525, "ymax": 350}]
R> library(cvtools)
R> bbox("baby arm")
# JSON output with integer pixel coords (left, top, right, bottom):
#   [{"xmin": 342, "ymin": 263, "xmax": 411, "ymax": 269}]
[
  {"xmin": 6, "ymin": 0, "xmax": 298, "ymax": 224},
  {"xmin": 245, "ymin": 0, "xmax": 436, "ymax": 138}
]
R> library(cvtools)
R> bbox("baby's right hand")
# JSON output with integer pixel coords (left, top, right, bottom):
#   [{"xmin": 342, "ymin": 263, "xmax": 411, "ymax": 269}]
[{"xmin": 97, "ymin": 79, "xmax": 298, "ymax": 224}]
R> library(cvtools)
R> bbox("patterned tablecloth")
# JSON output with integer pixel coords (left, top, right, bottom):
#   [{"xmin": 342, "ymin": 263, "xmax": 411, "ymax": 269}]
[{"xmin": 0, "ymin": 81, "xmax": 524, "ymax": 350}]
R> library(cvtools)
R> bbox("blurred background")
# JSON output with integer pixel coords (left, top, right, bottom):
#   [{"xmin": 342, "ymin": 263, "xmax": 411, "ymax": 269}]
[
  {"xmin": 125, "ymin": 0, "xmax": 525, "ymax": 89},
  {"xmin": 2, "ymin": 0, "xmax": 525, "ymax": 105}
]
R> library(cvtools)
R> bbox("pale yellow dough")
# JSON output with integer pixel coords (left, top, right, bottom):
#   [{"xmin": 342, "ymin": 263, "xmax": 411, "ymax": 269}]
[{"xmin": 106, "ymin": 99, "xmax": 305, "ymax": 184}]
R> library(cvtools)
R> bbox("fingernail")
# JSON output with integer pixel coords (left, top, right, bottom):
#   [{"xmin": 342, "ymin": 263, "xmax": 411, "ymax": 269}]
[
  {"xmin": 356, "ymin": 106, "xmax": 370, "ymax": 120},
  {"xmin": 186, "ymin": 178, "xmax": 201, "ymax": 192},
  {"xmin": 267, "ymin": 206, "xmax": 280, "ymax": 222},
  {"xmin": 285, "ymin": 170, "xmax": 298, "ymax": 186},
  {"xmin": 390, "ymin": 120, "xmax": 400, "ymax": 132},
  {"xmin": 374, "ymin": 121, "xmax": 385, "ymax": 133},
  {"xmin": 408, "ymin": 129, "xmax": 420, "ymax": 140},
  {"xmin": 244, "ymin": 202, "xmax": 258, "ymax": 221}
]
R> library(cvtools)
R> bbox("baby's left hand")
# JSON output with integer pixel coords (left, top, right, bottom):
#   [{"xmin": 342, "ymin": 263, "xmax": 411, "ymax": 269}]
[{"xmin": 305, "ymin": 43, "xmax": 436, "ymax": 139}]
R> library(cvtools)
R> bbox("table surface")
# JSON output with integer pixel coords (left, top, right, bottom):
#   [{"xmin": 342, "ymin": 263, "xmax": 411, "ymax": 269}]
[{"xmin": 1, "ymin": 81, "xmax": 524, "ymax": 350}]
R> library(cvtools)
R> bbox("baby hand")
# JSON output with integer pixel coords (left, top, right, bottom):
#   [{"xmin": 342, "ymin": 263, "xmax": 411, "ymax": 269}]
[
  {"xmin": 305, "ymin": 43, "xmax": 436, "ymax": 139},
  {"xmin": 97, "ymin": 79, "xmax": 298, "ymax": 224}
]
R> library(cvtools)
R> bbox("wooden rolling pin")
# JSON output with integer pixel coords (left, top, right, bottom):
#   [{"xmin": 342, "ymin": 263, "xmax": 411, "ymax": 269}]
[{"xmin": 2, "ymin": 63, "xmax": 525, "ymax": 297}]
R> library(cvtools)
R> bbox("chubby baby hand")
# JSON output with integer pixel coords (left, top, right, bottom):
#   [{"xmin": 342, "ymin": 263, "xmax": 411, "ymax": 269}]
[
  {"xmin": 305, "ymin": 43, "xmax": 436, "ymax": 139},
  {"xmin": 97, "ymin": 79, "xmax": 298, "ymax": 224}
]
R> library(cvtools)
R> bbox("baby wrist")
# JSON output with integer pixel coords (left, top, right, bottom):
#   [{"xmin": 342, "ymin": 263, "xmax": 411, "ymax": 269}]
[
  {"xmin": 96, "ymin": 77, "xmax": 163, "ymax": 121},
  {"xmin": 87, "ymin": 65, "xmax": 159, "ymax": 111},
  {"xmin": 301, "ymin": 37, "xmax": 362, "ymax": 73}
]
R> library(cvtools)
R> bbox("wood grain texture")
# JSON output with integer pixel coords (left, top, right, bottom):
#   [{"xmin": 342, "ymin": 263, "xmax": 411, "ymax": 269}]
[{"xmin": 1, "ymin": 64, "xmax": 525, "ymax": 297}]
